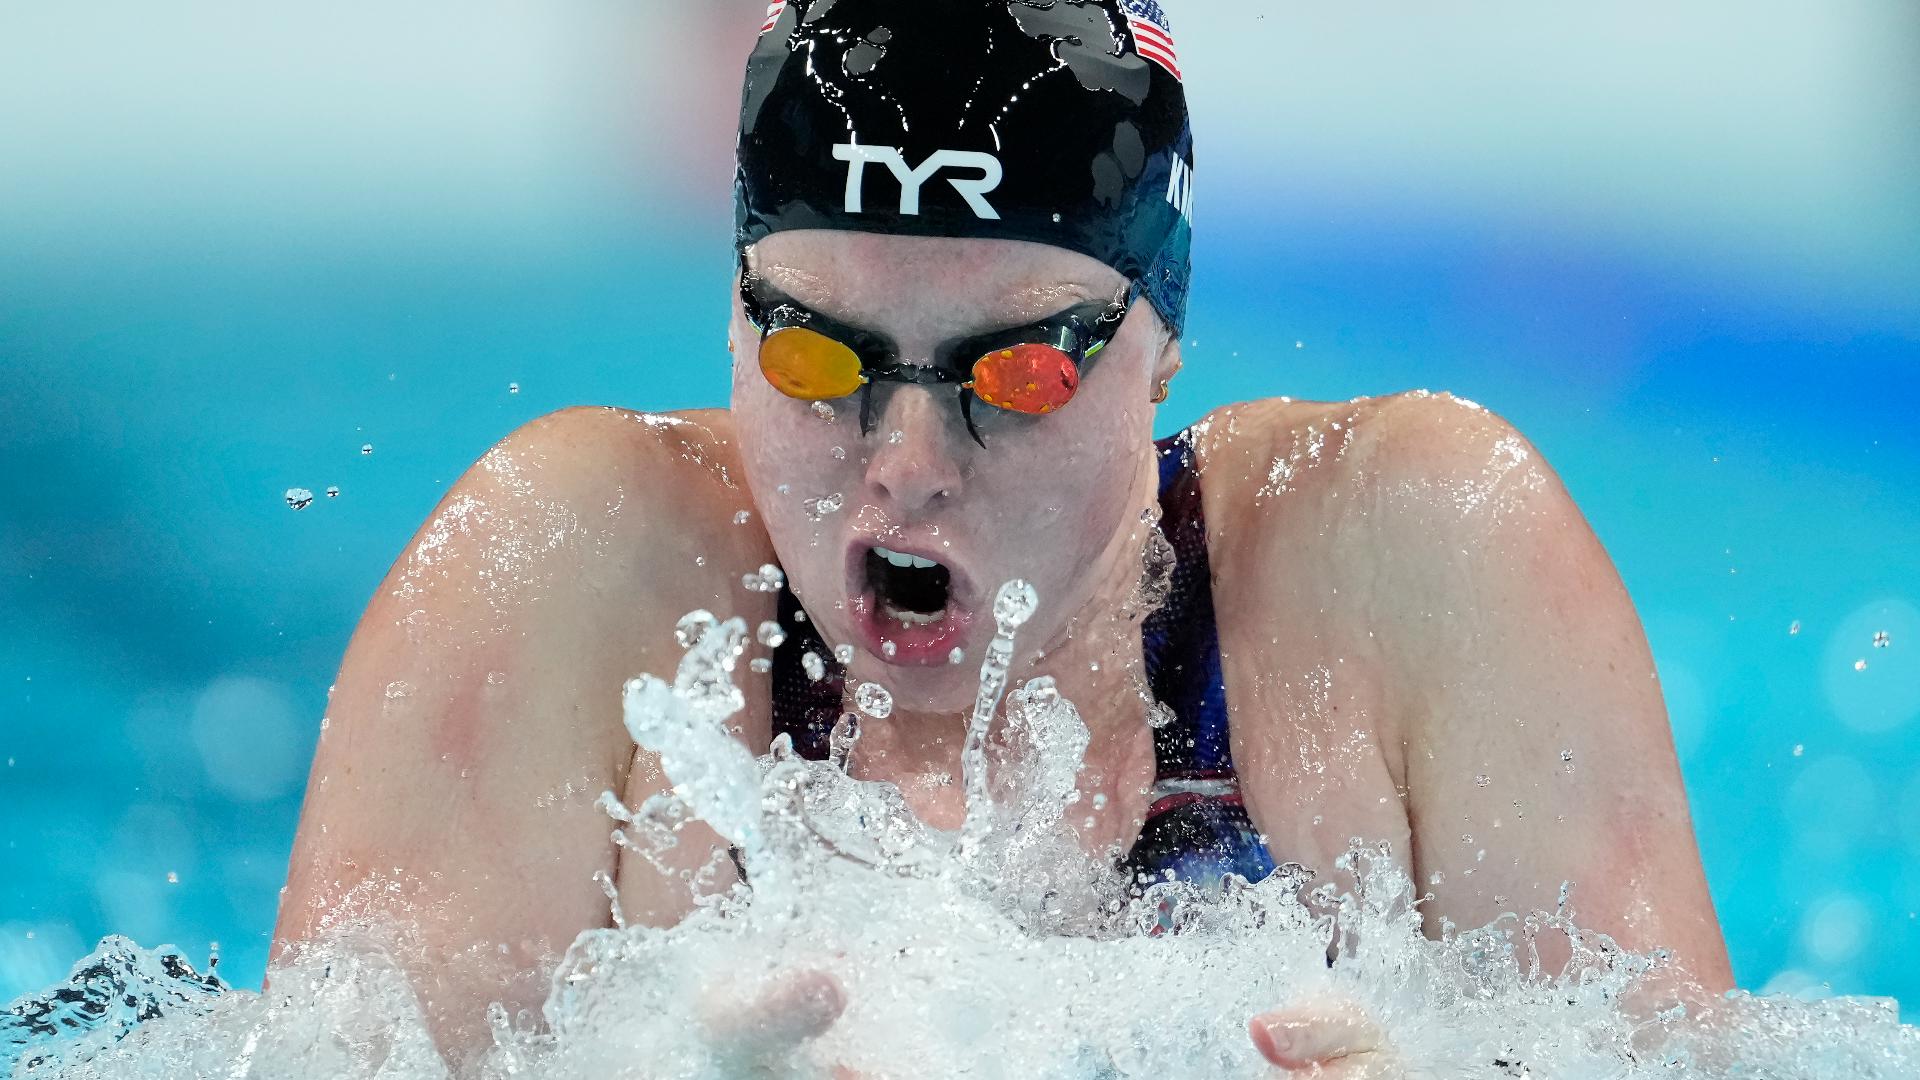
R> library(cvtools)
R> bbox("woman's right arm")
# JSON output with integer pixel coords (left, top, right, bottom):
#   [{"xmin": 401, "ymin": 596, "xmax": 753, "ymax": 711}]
[{"xmin": 271, "ymin": 406, "xmax": 776, "ymax": 1068}]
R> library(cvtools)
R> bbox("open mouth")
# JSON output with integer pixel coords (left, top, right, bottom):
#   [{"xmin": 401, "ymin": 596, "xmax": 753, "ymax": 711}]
[
  {"xmin": 865, "ymin": 546, "xmax": 952, "ymax": 626},
  {"xmin": 848, "ymin": 541, "xmax": 975, "ymax": 665}
]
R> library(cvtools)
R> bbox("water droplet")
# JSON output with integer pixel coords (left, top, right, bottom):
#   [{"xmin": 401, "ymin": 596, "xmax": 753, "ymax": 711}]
[
  {"xmin": 1789, "ymin": 620, "xmax": 1802, "ymax": 635},
  {"xmin": 882, "ymin": 640, "xmax": 898, "ymax": 659},
  {"xmin": 801, "ymin": 650, "xmax": 827, "ymax": 681},
  {"xmin": 166, "ymin": 871, "xmax": 179, "ymax": 884},
  {"xmin": 1559, "ymin": 748, "xmax": 1574, "ymax": 763},
  {"xmin": 1052, "ymin": 212, "xmax": 1062, "ymax": 223},
  {"xmin": 1145, "ymin": 702, "xmax": 1176, "ymax": 730},
  {"xmin": 1873, "ymin": 630, "xmax": 1891, "ymax": 649},
  {"xmin": 757, "ymin": 621, "xmax": 787, "ymax": 648},
  {"xmin": 748, "ymin": 657, "xmax": 773, "ymax": 674},
  {"xmin": 675, "ymin": 610, "xmax": 718, "ymax": 647},
  {"xmin": 1792, "ymin": 743, "xmax": 1805, "ymax": 757},
  {"xmin": 741, "ymin": 564, "xmax": 786, "ymax": 593},
  {"xmin": 360, "ymin": 443, "xmax": 374, "ymax": 456},
  {"xmin": 325, "ymin": 485, "xmax": 341, "ymax": 499},
  {"xmin": 803, "ymin": 492, "xmax": 845, "ymax": 520},
  {"xmin": 733, "ymin": 510, "xmax": 753, "ymax": 526},
  {"xmin": 1294, "ymin": 340, "xmax": 1304, "ymax": 349},
  {"xmin": 992, "ymin": 579, "xmax": 1039, "ymax": 632},
  {"xmin": 284, "ymin": 487, "xmax": 315, "ymax": 511},
  {"xmin": 776, "ymin": 483, "xmax": 792, "ymax": 496},
  {"xmin": 835, "ymin": 643, "xmax": 855, "ymax": 664},
  {"xmin": 508, "ymin": 382, "xmax": 520, "ymax": 394},
  {"xmin": 1474, "ymin": 774, "xmax": 1491, "ymax": 788},
  {"xmin": 1854, "ymin": 658, "xmax": 1868, "ymax": 671},
  {"xmin": 1092, "ymin": 793, "xmax": 1108, "ymax": 809},
  {"xmin": 828, "ymin": 712, "xmax": 862, "ymax": 770},
  {"xmin": 888, "ymin": 430, "xmax": 905, "ymax": 445},
  {"xmin": 854, "ymin": 681, "xmax": 894, "ymax": 719},
  {"xmin": 811, "ymin": 400, "xmax": 837, "ymax": 423},
  {"xmin": 948, "ymin": 647, "xmax": 966, "ymax": 665},
  {"xmin": 384, "ymin": 680, "xmax": 413, "ymax": 701}
]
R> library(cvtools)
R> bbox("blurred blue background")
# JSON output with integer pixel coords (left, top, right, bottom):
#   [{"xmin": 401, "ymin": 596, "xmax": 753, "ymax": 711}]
[{"xmin": 3, "ymin": 0, "xmax": 1917, "ymax": 1011}]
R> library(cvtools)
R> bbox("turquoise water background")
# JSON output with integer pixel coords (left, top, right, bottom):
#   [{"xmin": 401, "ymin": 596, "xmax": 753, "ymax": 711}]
[{"xmin": 4, "ymin": 1, "xmax": 1917, "ymax": 1012}]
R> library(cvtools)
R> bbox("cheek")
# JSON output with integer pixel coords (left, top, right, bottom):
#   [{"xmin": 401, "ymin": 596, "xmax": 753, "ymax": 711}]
[
  {"xmin": 731, "ymin": 361, "xmax": 861, "ymax": 569},
  {"xmin": 977, "ymin": 375, "xmax": 1153, "ymax": 587}
]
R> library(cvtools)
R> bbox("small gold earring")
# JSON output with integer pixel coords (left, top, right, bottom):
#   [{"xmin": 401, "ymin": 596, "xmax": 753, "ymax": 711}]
[
  {"xmin": 1151, "ymin": 381, "xmax": 1170, "ymax": 404},
  {"xmin": 727, "ymin": 338, "xmax": 736, "ymax": 354}
]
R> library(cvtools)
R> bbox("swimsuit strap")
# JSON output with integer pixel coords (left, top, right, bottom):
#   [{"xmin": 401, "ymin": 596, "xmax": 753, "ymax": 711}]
[
  {"xmin": 1123, "ymin": 432, "xmax": 1278, "ymax": 891},
  {"xmin": 769, "ymin": 428, "xmax": 1279, "ymax": 891}
]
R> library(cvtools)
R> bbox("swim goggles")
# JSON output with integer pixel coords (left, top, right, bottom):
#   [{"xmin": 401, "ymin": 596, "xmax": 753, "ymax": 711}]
[{"xmin": 738, "ymin": 268, "xmax": 1133, "ymax": 447}]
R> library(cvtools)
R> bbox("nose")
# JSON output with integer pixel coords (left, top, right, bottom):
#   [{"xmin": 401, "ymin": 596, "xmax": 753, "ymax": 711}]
[{"xmin": 862, "ymin": 385, "xmax": 967, "ymax": 514}]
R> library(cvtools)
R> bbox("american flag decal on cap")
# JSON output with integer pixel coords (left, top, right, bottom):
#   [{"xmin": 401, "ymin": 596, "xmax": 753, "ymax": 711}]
[
  {"xmin": 760, "ymin": 0, "xmax": 787, "ymax": 35},
  {"xmin": 1119, "ymin": 0, "xmax": 1180, "ymax": 81}
]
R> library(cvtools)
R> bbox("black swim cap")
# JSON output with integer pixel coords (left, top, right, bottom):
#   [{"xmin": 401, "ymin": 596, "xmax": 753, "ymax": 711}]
[{"xmin": 735, "ymin": 0, "xmax": 1195, "ymax": 335}]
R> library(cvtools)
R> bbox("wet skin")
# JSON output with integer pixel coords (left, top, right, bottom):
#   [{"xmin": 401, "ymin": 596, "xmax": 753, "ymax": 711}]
[{"xmin": 275, "ymin": 233, "xmax": 1733, "ymax": 1072}]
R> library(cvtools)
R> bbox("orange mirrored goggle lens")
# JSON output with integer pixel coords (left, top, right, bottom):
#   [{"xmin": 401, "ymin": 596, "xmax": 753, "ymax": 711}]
[
  {"xmin": 969, "ymin": 343, "xmax": 1080, "ymax": 415},
  {"xmin": 759, "ymin": 326, "xmax": 867, "ymax": 401}
]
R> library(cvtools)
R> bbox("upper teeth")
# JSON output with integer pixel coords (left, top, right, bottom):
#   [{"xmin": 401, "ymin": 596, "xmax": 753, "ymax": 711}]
[{"xmin": 874, "ymin": 545, "xmax": 938, "ymax": 570}]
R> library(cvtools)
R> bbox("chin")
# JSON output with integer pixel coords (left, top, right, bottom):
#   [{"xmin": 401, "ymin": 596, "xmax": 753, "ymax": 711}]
[{"xmin": 876, "ymin": 665, "xmax": 984, "ymax": 715}]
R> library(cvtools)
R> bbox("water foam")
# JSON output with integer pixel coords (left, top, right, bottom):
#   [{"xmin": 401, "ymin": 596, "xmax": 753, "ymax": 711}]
[{"xmin": 8, "ymin": 583, "xmax": 1917, "ymax": 1078}]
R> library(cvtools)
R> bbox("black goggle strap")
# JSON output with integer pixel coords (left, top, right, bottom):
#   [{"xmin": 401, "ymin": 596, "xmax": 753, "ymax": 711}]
[
  {"xmin": 944, "ymin": 291, "xmax": 1132, "ymax": 375},
  {"xmin": 741, "ymin": 277, "xmax": 895, "ymax": 370}
]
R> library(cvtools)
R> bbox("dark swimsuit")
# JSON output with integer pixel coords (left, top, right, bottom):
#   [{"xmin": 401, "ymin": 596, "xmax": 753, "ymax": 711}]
[{"xmin": 769, "ymin": 429, "xmax": 1279, "ymax": 893}]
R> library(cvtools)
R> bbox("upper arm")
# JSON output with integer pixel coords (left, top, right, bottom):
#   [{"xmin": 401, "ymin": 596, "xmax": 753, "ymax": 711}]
[
  {"xmin": 273, "ymin": 406, "xmax": 773, "ymax": 1052},
  {"xmin": 1359, "ymin": 394, "xmax": 1731, "ymax": 989}
]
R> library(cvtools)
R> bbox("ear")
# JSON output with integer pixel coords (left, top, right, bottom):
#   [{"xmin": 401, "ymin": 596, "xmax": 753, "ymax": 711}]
[{"xmin": 1149, "ymin": 311, "xmax": 1183, "ymax": 393}]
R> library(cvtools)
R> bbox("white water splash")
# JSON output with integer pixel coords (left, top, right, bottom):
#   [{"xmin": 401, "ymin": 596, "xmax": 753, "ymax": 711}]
[{"xmin": 8, "ymin": 585, "xmax": 1918, "ymax": 1078}]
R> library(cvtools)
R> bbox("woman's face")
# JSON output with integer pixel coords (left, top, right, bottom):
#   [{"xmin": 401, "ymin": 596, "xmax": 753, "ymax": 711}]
[{"xmin": 730, "ymin": 231, "xmax": 1175, "ymax": 713}]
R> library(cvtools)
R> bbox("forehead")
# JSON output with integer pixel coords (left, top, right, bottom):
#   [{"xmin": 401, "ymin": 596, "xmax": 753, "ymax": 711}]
[{"xmin": 746, "ymin": 231, "xmax": 1125, "ymax": 333}]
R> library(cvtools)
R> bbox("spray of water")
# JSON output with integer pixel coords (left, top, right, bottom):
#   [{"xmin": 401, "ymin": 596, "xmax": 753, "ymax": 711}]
[{"xmin": 8, "ymin": 581, "xmax": 1918, "ymax": 1078}]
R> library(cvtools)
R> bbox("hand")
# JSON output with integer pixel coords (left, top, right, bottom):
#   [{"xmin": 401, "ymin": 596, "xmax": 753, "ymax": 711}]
[
  {"xmin": 1248, "ymin": 997, "xmax": 1404, "ymax": 1078},
  {"xmin": 700, "ymin": 969, "xmax": 847, "ymax": 1074},
  {"xmin": 698, "ymin": 969, "xmax": 882, "ymax": 1079}
]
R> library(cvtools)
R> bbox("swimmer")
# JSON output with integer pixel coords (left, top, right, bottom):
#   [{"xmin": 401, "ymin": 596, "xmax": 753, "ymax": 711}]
[{"xmin": 275, "ymin": 1, "xmax": 1732, "ymax": 1073}]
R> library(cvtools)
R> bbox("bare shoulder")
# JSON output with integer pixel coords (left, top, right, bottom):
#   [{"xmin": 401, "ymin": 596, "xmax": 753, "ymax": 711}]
[
  {"xmin": 461, "ymin": 404, "xmax": 751, "ymax": 525},
  {"xmin": 377, "ymin": 406, "xmax": 760, "ymax": 606},
  {"xmin": 1185, "ymin": 390, "xmax": 1588, "ymax": 589},
  {"xmin": 1186, "ymin": 390, "xmax": 1558, "ymax": 516}
]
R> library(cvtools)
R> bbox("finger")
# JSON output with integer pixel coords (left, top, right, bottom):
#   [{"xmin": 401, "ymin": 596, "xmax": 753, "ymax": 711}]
[
  {"xmin": 1248, "ymin": 998, "xmax": 1383, "ymax": 1070},
  {"xmin": 703, "ymin": 969, "xmax": 846, "ymax": 1061}
]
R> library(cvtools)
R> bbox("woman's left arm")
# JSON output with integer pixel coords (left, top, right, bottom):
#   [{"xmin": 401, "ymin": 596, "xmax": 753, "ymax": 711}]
[
  {"xmin": 1229, "ymin": 394, "xmax": 1733, "ymax": 1073},
  {"xmin": 1367, "ymin": 398, "xmax": 1731, "ymax": 990}
]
